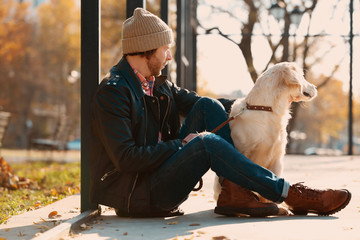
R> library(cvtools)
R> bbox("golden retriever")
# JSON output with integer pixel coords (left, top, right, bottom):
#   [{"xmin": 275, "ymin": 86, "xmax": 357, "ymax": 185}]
[{"xmin": 214, "ymin": 62, "xmax": 317, "ymax": 203}]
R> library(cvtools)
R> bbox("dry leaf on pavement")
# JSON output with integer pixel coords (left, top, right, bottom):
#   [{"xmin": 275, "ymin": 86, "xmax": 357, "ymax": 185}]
[
  {"xmin": 166, "ymin": 221, "xmax": 178, "ymax": 225},
  {"xmin": 189, "ymin": 223, "xmax": 200, "ymax": 226},
  {"xmin": 48, "ymin": 210, "xmax": 60, "ymax": 219}
]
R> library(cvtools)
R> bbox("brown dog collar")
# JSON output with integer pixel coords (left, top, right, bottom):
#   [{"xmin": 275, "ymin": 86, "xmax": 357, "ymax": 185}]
[{"xmin": 246, "ymin": 103, "xmax": 273, "ymax": 112}]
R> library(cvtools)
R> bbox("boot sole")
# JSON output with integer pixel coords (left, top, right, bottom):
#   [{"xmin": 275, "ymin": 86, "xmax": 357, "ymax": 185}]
[
  {"xmin": 214, "ymin": 206, "xmax": 279, "ymax": 217},
  {"xmin": 291, "ymin": 190, "xmax": 352, "ymax": 216}
]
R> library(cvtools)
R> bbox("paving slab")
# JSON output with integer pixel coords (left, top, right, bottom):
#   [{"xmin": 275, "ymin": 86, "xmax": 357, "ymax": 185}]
[{"xmin": 64, "ymin": 155, "xmax": 360, "ymax": 240}]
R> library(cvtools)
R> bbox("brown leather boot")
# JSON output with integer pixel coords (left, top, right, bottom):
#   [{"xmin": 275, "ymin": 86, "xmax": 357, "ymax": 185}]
[
  {"xmin": 214, "ymin": 179, "xmax": 279, "ymax": 217},
  {"xmin": 284, "ymin": 182, "xmax": 351, "ymax": 216}
]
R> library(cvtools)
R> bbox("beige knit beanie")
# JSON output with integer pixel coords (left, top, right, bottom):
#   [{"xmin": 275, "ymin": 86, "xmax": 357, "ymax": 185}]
[{"xmin": 122, "ymin": 8, "xmax": 174, "ymax": 54}]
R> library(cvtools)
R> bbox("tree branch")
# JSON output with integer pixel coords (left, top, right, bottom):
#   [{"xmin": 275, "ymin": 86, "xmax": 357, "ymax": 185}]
[{"xmin": 200, "ymin": 26, "xmax": 239, "ymax": 47}]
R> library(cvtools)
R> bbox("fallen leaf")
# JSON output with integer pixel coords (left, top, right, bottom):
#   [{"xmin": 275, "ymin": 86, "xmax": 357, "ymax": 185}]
[
  {"xmin": 189, "ymin": 223, "xmax": 200, "ymax": 226},
  {"xmin": 0, "ymin": 237, "xmax": 7, "ymax": 240},
  {"xmin": 35, "ymin": 225, "xmax": 51, "ymax": 231},
  {"xmin": 166, "ymin": 221, "xmax": 178, "ymax": 225},
  {"xmin": 123, "ymin": 232, "xmax": 128, "ymax": 235},
  {"xmin": 4, "ymin": 229, "xmax": 10, "ymax": 232},
  {"xmin": 48, "ymin": 211, "xmax": 58, "ymax": 218},
  {"xmin": 212, "ymin": 236, "xmax": 230, "ymax": 240},
  {"xmin": 51, "ymin": 188, "xmax": 58, "ymax": 196},
  {"xmin": 34, "ymin": 202, "xmax": 41, "ymax": 209}
]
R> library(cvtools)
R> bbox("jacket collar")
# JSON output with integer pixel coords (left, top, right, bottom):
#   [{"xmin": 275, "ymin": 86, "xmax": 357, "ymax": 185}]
[
  {"xmin": 114, "ymin": 57, "xmax": 144, "ymax": 100},
  {"xmin": 154, "ymin": 75, "xmax": 167, "ymax": 87},
  {"xmin": 114, "ymin": 57, "xmax": 168, "ymax": 99}
]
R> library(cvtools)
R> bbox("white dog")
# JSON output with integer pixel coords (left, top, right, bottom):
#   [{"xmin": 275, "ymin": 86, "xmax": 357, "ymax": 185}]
[{"xmin": 214, "ymin": 62, "xmax": 317, "ymax": 202}]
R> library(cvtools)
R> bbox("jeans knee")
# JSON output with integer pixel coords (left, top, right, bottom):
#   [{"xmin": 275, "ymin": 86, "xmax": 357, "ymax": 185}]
[
  {"xmin": 197, "ymin": 97, "xmax": 225, "ymax": 111},
  {"xmin": 200, "ymin": 132, "xmax": 222, "ymax": 142},
  {"xmin": 200, "ymin": 132, "xmax": 234, "ymax": 149}
]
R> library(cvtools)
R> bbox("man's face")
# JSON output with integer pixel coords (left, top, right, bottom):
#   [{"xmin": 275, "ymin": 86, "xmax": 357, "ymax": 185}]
[{"xmin": 146, "ymin": 44, "xmax": 172, "ymax": 77}]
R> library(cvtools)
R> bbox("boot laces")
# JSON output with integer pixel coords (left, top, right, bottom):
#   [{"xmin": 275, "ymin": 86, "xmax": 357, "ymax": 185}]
[{"xmin": 291, "ymin": 182, "xmax": 322, "ymax": 200}]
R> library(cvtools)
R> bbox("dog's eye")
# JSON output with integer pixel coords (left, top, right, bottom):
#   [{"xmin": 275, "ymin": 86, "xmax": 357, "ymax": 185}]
[{"xmin": 303, "ymin": 92, "xmax": 311, "ymax": 97}]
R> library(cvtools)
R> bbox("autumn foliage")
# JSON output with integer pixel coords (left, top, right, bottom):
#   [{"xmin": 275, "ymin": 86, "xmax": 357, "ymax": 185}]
[
  {"xmin": 0, "ymin": 0, "xmax": 81, "ymax": 148},
  {"xmin": 0, "ymin": 157, "xmax": 37, "ymax": 190}
]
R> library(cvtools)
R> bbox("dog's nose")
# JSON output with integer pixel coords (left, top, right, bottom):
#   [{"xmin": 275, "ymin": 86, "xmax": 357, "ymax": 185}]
[{"xmin": 303, "ymin": 92, "xmax": 311, "ymax": 97}]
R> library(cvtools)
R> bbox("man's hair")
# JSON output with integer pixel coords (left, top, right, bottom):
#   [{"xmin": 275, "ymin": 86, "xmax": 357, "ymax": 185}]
[{"xmin": 124, "ymin": 49, "xmax": 156, "ymax": 59}]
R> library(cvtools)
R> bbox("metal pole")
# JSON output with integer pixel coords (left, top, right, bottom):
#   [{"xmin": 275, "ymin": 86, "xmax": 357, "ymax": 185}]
[
  {"xmin": 176, "ymin": 0, "xmax": 185, "ymax": 88},
  {"xmin": 348, "ymin": 0, "xmax": 353, "ymax": 155},
  {"xmin": 161, "ymin": 0, "xmax": 169, "ymax": 22},
  {"xmin": 161, "ymin": 0, "xmax": 169, "ymax": 77},
  {"xmin": 175, "ymin": 0, "xmax": 197, "ymax": 91},
  {"xmin": 127, "ymin": 0, "xmax": 146, "ymax": 18},
  {"xmin": 81, "ymin": 0, "xmax": 100, "ymax": 211},
  {"xmin": 192, "ymin": 0, "xmax": 197, "ymax": 91}
]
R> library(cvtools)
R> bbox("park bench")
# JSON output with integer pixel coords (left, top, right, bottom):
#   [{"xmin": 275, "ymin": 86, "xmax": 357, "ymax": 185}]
[
  {"xmin": 31, "ymin": 115, "xmax": 72, "ymax": 151},
  {"xmin": 0, "ymin": 111, "xmax": 11, "ymax": 154}
]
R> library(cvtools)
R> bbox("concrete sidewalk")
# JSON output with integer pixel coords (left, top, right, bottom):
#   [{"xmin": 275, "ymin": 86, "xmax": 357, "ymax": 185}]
[
  {"xmin": 1, "ymin": 155, "xmax": 360, "ymax": 240},
  {"xmin": 0, "ymin": 194, "xmax": 82, "ymax": 239}
]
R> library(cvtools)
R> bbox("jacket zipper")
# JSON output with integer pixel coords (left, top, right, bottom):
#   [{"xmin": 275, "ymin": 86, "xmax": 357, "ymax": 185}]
[
  {"xmin": 143, "ymin": 98, "xmax": 148, "ymax": 145},
  {"xmin": 157, "ymin": 97, "xmax": 161, "ymax": 127},
  {"xmin": 127, "ymin": 173, "xmax": 139, "ymax": 213},
  {"xmin": 160, "ymin": 95, "xmax": 170, "ymax": 134},
  {"xmin": 100, "ymin": 169, "xmax": 117, "ymax": 181},
  {"xmin": 126, "ymin": 98, "xmax": 148, "ymax": 213}
]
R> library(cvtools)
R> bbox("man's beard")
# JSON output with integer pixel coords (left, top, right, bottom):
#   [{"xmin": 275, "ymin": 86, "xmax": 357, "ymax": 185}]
[{"xmin": 147, "ymin": 57, "xmax": 166, "ymax": 77}]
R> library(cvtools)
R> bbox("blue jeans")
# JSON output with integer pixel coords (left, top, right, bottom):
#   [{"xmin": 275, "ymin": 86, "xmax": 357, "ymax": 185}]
[{"xmin": 150, "ymin": 97, "xmax": 289, "ymax": 211}]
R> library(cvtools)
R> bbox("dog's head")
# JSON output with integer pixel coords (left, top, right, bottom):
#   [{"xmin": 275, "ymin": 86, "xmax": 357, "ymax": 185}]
[{"xmin": 256, "ymin": 62, "xmax": 317, "ymax": 104}]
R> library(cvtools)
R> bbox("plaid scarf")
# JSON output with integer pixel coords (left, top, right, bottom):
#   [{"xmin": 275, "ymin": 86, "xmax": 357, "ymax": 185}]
[{"xmin": 133, "ymin": 69, "xmax": 155, "ymax": 96}]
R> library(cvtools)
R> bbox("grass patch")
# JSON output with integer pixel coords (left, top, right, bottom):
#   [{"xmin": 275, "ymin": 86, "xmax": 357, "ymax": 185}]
[{"xmin": 0, "ymin": 161, "xmax": 80, "ymax": 224}]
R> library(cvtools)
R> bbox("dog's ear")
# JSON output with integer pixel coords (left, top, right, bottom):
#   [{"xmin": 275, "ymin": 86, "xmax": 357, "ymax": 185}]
[{"xmin": 282, "ymin": 63, "xmax": 303, "ymax": 87}]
